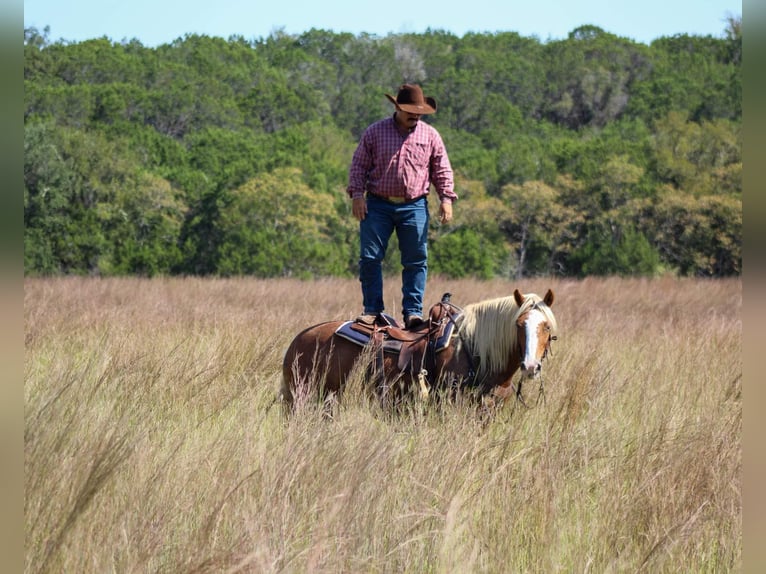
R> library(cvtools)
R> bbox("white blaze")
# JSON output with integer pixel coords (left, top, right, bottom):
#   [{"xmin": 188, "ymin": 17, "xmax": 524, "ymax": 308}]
[{"xmin": 523, "ymin": 310, "xmax": 545, "ymax": 369}]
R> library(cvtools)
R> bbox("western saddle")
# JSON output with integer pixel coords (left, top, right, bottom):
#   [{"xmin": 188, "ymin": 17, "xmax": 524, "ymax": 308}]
[{"xmin": 334, "ymin": 293, "xmax": 463, "ymax": 395}]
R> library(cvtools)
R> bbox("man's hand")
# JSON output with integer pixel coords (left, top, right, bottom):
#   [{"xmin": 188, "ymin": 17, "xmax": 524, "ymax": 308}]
[
  {"xmin": 439, "ymin": 202, "xmax": 453, "ymax": 224},
  {"xmin": 352, "ymin": 197, "xmax": 367, "ymax": 221}
]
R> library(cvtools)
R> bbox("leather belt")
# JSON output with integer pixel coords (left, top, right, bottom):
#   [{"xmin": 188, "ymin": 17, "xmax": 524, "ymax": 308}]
[{"xmin": 367, "ymin": 193, "xmax": 422, "ymax": 204}]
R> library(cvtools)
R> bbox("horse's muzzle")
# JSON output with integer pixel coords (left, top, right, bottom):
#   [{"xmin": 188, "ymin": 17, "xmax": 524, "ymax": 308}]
[{"xmin": 520, "ymin": 360, "xmax": 542, "ymax": 378}]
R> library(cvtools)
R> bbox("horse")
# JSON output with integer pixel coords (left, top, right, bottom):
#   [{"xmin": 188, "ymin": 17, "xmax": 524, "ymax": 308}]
[{"xmin": 280, "ymin": 288, "xmax": 557, "ymax": 413}]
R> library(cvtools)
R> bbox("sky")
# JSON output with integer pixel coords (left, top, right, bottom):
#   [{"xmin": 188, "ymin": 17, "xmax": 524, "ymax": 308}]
[{"xmin": 23, "ymin": 0, "xmax": 741, "ymax": 47}]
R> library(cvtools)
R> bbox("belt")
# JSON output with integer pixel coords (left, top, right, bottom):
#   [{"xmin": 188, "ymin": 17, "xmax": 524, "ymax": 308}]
[{"xmin": 367, "ymin": 193, "xmax": 423, "ymax": 204}]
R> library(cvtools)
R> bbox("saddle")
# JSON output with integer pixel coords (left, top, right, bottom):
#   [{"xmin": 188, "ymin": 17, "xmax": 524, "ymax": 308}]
[{"xmin": 335, "ymin": 293, "xmax": 463, "ymax": 374}]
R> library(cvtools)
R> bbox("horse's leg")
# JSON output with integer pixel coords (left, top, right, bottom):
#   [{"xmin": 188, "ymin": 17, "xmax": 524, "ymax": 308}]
[{"xmin": 280, "ymin": 347, "xmax": 299, "ymax": 415}]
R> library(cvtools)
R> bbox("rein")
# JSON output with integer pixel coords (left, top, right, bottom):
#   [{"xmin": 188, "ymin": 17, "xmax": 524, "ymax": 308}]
[
  {"xmin": 417, "ymin": 299, "xmax": 466, "ymax": 398},
  {"xmin": 511, "ymin": 333, "xmax": 557, "ymax": 409},
  {"xmin": 510, "ymin": 372, "xmax": 546, "ymax": 409},
  {"xmin": 415, "ymin": 295, "xmax": 558, "ymax": 408}
]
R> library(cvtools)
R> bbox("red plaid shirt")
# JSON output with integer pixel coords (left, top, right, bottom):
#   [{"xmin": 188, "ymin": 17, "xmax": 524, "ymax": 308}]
[{"xmin": 347, "ymin": 116, "xmax": 456, "ymax": 203}]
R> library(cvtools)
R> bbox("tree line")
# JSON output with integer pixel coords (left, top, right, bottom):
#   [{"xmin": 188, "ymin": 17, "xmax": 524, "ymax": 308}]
[{"xmin": 23, "ymin": 19, "xmax": 741, "ymax": 278}]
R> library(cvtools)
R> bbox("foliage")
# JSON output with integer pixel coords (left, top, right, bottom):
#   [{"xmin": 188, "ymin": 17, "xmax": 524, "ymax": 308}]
[
  {"xmin": 636, "ymin": 190, "xmax": 742, "ymax": 276},
  {"xmin": 574, "ymin": 224, "xmax": 662, "ymax": 277},
  {"xmin": 217, "ymin": 167, "xmax": 354, "ymax": 278},
  {"xmin": 497, "ymin": 180, "xmax": 571, "ymax": 278},
  {"xmin": 429, "ymin": 227, "xmax": 505, "ymax": 279},
  {"xmin": 24, "ymin": 122, "xmax": 185, "ymax": 275},
  {"xmin": 23, "ymin": 21, "xmax": 741, "ymax": 278}
]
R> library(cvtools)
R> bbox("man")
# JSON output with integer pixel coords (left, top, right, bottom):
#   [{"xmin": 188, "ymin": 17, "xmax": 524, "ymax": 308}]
[{"xmin": 347, "ymin": 83, "xmax": 456, "ymax": 330}]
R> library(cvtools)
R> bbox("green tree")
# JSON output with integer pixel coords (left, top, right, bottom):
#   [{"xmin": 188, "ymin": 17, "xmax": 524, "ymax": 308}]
[
  {"xmin": 498, "ymin": 180, "xmax": 570, "ymax": 277},
  {"xmin": 574, "ymin": 223, "xmax": 662, "ymax": 277},
  {"xmin": 25, "ymin": 123, "xmax": 186, "ymax": 276},
  {"xmin": 429, "ymin": 228, "xmax": 501, "ymax": 279},
  {"xmin": 217, "ymin": 167, "xmax": 352, "ymax": 277},
  {"xmin": 542, "ymin": 26, "xmax": 651, "ymax": 128},
  {"xmin": 429, "ymin": 178, "xmax": 509, "ymax": 278},
  {"xmin": 596, "ymin": 154, "xmax": 645, "ymax": 210},
  {"xmin": 637, "ymin": 190, "xmax": 741, "ymax": 276},
  {"xmin": 23, "ymin": 25, "xmax": 741, "ymax": 279},
  {"xmin": 652, "ymin": 111, "xmax": 741, "ymax": 196},
  {"xmin": 628, "ymin": 33, "xmax": 740, "ymax": 122},
  {"xmin": 102, "ymin": 172, "xmax": 185, "ymax": 275},
  {"xmin": 24, "ymin": 122, "xmax": 74, "ymax": 274},
  {"xmin": 24, "ymin": 123, "xmax": 113, "ymax": 274}
]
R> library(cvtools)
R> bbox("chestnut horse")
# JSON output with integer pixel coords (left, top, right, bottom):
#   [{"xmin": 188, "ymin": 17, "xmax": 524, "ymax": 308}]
[{"xmin": 280, "ymin": 289, "xmax": 557, "ymax": 412}]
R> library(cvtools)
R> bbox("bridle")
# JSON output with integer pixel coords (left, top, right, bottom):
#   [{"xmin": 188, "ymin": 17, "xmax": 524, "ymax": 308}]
[
  {"xmin": 512, "ymin": 304, "xmax": 557, "ymax": 409},
  {"xmin": 453, "ymin": 300, "xmax": 557, "ymax": 409}
]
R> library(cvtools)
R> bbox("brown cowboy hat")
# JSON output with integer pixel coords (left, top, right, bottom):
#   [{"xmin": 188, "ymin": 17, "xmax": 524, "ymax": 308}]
[{"xmin": 385, "ymin": 83, "xmax": 437, "ymax": 115}]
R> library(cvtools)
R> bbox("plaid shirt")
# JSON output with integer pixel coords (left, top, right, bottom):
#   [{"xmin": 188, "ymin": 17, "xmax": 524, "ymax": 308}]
[{"xmin": 347, "ymin": 116, "xmax": 456, "ymax": 203}]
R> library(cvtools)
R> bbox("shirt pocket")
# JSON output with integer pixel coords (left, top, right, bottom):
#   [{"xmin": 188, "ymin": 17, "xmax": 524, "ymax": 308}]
[{"xmin": 405, "ymin": 143, "xmax": 430, "ymax": 169}]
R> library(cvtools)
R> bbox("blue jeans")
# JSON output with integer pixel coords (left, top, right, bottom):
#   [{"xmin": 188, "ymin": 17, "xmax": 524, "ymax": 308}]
[{"xmin": 359, "ymin": 196, "xmax": 429, "ymax": 320}]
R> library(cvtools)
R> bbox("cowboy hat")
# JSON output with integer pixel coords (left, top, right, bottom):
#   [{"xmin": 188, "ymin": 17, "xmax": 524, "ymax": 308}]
[{"xmin": 385, "ymin": 84, "xmax": 437, "ymax": 115}]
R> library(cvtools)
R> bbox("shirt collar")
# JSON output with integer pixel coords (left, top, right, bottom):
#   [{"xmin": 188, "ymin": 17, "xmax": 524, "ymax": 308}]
[{"xmin": 391, "ymin": 113, "xmax": 418, "ymax": 136}]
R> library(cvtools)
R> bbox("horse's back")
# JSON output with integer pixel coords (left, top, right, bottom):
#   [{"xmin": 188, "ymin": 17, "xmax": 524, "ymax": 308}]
[{"xmin": 282, "ymin": 320, "xmax": 342, "ymax": 375}]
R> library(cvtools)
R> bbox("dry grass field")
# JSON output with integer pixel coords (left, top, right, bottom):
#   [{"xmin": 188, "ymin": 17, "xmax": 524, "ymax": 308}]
[{"xmin": 24, "ymin": 275, "xmax": 741, "ymax": 573}]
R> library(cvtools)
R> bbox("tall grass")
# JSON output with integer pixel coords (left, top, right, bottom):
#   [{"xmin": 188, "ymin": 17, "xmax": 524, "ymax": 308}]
[{"xmin": 25, "ymin": 276, "xmax": 741, "ymax": 573}]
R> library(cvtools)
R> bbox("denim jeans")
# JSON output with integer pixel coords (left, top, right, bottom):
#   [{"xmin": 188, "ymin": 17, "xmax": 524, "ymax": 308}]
[{"xmin": 359, "ymin": 195, "xmax": 429, "ymax": 320}]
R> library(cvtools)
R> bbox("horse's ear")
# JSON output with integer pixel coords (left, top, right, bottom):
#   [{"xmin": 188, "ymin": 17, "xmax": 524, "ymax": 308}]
[
  {"xmin": 543, "ymin": 289, "xmax": 555, "ymax": 307},
  {"xmin": 513, "ymin": 289, "xmax": 524, "ymax": 307}
]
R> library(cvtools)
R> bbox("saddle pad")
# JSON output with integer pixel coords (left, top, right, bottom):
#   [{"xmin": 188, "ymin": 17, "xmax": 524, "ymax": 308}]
[
  {"xmin": 335, "ymin": 321, "xmax": 376, "ymax": 347},
  {"xmin": 334, "ymin": 321, "xmax": 403, "ymax": 355},
  {"xmin": 333, "ymin": 315, "xmax": 460, "ymax": 354}
]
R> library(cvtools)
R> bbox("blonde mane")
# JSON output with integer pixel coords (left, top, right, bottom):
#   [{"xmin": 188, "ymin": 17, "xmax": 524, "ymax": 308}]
[{"xmin": 457, "ymin": 292, "xmax": 558, "ymax": 378}]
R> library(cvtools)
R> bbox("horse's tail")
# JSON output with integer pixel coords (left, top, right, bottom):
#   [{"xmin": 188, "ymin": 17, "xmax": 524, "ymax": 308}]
[
  {"xmin": 278, "ymin": 371, "xmax": 293, "ymax": 407},
  {"xmin": 278, "ymin": 344, "xmax": 296, "ymax": 415}
]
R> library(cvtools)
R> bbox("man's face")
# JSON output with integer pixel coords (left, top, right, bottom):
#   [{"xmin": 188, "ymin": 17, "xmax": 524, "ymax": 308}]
[{"xmin": 396, "ymin": 109, "xmax": 421, "ymax": 130}]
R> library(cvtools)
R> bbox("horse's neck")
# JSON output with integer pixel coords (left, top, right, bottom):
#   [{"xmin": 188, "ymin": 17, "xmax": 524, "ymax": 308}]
[
  {"xmin": 458, "ymin": 312, "xmax": 521, "ymax": 380},
  {"xmin": 452, "ymin": 329, "xmax": 521, "ymax": 388},
  {"xmin": 480, "ymin": 355, "xmax": 522, "ymax": 387}
]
